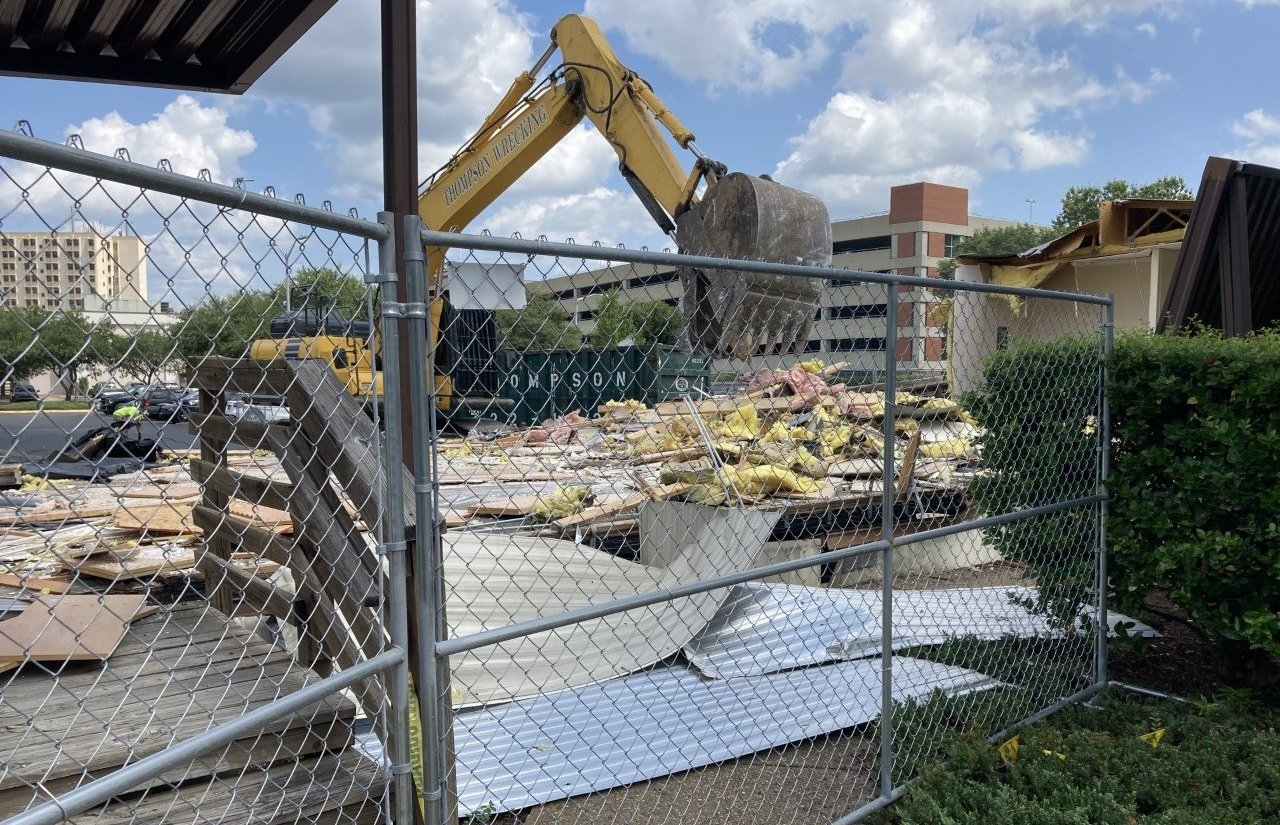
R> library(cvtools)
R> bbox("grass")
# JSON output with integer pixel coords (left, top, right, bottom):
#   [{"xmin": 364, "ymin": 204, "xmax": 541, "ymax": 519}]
[
  {"xmin": 0, "ymin": 400, "xmax": 93, "ymax": 411},
  {"xmin": 872, "ymin": 689, "xmax": 1280, "ymax": 825}
]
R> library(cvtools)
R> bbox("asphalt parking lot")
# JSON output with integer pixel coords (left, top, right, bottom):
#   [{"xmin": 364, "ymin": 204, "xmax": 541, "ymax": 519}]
[{"xmin": 0, "ymin": 410, "xmax": 199, "ymax": 462}]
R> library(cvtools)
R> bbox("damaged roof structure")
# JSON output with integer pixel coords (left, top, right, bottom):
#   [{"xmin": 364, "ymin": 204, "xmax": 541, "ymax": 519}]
[{"xmin": 1159, "ymin": 156, "xmax": 1280, "ymax": 335}]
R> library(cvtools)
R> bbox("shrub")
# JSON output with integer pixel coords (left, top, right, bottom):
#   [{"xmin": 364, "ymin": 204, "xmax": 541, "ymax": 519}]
[
  {"xmin": 1108, "ymin": 329, "xmax": 1280, "ymax": 673},
  {"xmin": 970, "ymin": 329, "xmax": 1280, "ymax": 675},
  {"xmin": 965, "ymin": 336, "xmax": 1102, "ymax": 630}
]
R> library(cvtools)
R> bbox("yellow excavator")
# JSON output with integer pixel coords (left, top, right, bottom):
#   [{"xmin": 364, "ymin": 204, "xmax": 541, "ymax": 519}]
[{"xmin": 252, "ymin": 14, "xmax": 830, "ymax": 417}]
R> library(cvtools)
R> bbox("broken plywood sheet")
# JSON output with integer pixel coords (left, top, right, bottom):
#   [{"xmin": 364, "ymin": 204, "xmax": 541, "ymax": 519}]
[
  {"xmin": 112, "ymin": 502, "xmax": 199, "ymax": 536},
  {"xmin": 73, "ymin": 544, "xmax": 199, "ymax": 581},
  {"xmin": 227, "ymin": 499, "xmax": 293, "ymax": 534},
  {"xmin": 0, "ymin": 572, "xmax": 72, "ymax": 594},
  {"xmin": 445, "ymin": 502, "xmax": 778, "ymax": 707},
  {"xmin": 450, "ymin": 656, "xmax": 999, "ymax": 817},
  {"xmin": 0, "ymin": 594, "xmax": 153, "ymax": 663}
]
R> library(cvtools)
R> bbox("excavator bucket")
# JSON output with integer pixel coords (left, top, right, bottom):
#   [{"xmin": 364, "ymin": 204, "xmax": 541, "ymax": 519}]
[{"xmin": 676, "ymin": 173, "xmax": 831, "ymax": 358}]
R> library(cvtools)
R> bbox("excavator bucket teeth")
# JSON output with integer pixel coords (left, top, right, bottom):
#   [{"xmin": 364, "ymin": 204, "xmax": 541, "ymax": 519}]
[{"xmin": 676, "ymin": 172, "xmax": 831, "ymax": 358}]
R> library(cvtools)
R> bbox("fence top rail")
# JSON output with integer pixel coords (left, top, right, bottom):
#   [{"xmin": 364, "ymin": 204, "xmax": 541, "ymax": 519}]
[
  {"xmin": 0, "ymin": 129, "xmax": 388, "ymax": 241},
  {"xmin": 419, "ymin": 226, "xmax": 1114, "ymax": 306}
]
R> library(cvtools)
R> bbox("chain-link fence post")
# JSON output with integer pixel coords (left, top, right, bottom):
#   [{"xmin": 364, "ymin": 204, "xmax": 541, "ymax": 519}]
[
  {"xmin": 878, "ymin": 281, "xmax": 898, "ymax": 799},
  {"xmin": 402, "ymin": 216, "xmax": 452, "ymax": 825},
  {"xmin": 375, "ymin": 212, "xmax": 416, "ymax": 825},
  {"xmin": 1094, "ymin": 296, "xmax": 1114, "ymax": 693}
]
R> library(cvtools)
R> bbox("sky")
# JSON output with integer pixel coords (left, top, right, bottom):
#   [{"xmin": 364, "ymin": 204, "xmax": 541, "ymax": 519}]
[{"xmin": 2, "ymin": 0, "xmax": 1280, "ymax": 293}]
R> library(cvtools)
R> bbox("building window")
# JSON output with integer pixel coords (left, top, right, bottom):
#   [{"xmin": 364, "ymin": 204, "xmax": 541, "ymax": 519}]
[
  {"xmin": 69, "ymin": 299, "xmax": 83, "ymax": 309},
  {"xmin": 827, "ymin": 303, "xmax": 889, "ymax": 320},
  {"xmin": 553, "ymin": 288, "xmax": 575, "ymax": 301},
  {"xmin": 832, "ymin": 235, "xmax": 892, "ymax": 255},
  {"xmin": 814, "ymin": 307, "xmax": 823, "ymax": 321},
  {"xmin": 944, "ymin": 234, "xmax": 962, "ymax": 257},
  {"xmin": 803, "ymin": 339, "xmax": 821, "ymax": 353},
  {"xmin": 577, "ymin": 282, "xmax": 611, "ymax": 297},
  {"xmin": 577, "ymin": 310, "xmax": 595, "ymax": 321},
  {"xmin": 626, "ymin": 270, "xmax": 679, "ymax": 289},
  {"xmin": 826, "ymin": 337, "xmax": 887, "ymax": 352}
]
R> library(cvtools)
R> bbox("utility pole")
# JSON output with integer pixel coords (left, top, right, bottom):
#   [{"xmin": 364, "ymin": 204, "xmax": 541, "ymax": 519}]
[{"xmin": 1025, "ymin": 198, "xmax": 1037, "ymax": 224}]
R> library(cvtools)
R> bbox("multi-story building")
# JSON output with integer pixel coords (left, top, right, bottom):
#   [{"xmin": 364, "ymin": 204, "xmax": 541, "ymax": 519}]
[
  {"xmin": 529, "ymin": 182, "xmax": 1021, "ymax": 372},
  {"xmin": 0, "ymin": 229, "xmax": 147, "ymax": 310}
]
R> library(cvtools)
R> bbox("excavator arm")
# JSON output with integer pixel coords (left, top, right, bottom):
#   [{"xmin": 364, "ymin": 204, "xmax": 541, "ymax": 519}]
[{"xmin": 419, "ymin": 12, "xmax": 830, "ymax": 375}]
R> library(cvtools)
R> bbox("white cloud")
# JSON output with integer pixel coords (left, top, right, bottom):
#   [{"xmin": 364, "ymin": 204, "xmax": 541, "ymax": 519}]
[
  {"xmin": 763, "ymin": 1, "xmax": 1175, "ymax": 214},
  {"xmin": 584, "ymin": 0, "xmax": 852, "ymax": 93},
  {"xmin": 1229, "ymin": 108, "xmax": 1280, "ymax": 166},
  {"xmin": 1238, "ymin": 0, "xmax": 1280, "ymax": 7},
  {"xmin": 67, "ymin": 95, "xmax": 256, "ymax": 183},
  {"xmin": 251, "ymin": 0, "xmax": 656, "ymax": 240},
  {"xmin": 1136, "ymin": 21, "xmax": 1158, "ymax": 37}
]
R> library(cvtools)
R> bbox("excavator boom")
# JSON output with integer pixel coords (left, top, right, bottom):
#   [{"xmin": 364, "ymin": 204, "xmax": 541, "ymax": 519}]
[{"xmin": 420, "ymin": 13, "xmax": 831, "ymax": 359}]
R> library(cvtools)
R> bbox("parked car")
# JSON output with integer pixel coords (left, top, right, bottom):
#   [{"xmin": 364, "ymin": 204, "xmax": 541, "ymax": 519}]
[
  {"xmin": 226, "ymin": 393, "xmax": 290, "ymax": 424},
  {"xmin": 9, "ymin": 382, "xmax": 38, "ymax": 402},
  {"xmin": 141, "ymin": 387, "xmax": 189, "ymax": 422},
  {"xmin": 94, "ymin": 386, "xmax": 135, "ymax": 414}
]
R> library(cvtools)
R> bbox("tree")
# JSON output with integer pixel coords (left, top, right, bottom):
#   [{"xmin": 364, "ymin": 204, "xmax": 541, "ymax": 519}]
[
  {"xmin": 276, "ymin": 267, "xmax": 369, "ymax": 319},
  {"xmin": 117, "ymin": 328, "xmax": 176, "ymax": 386},
  {"xmin": 40, "ymin": 311, "xmax": 117, "ymax": 400},
  {"xmin": 592, "ymin": 291, "xmax": 683, "ymax": 348},
  {"xmin": 632, "ymin": 300, "xmax": 681, "ymax": 347},
  {"xmin": 0, "ymin": 306, "xmax": 52, "ymax": 382},
  {"xmin": 170, "ymin": 290, "xmax": 281, "ymax": 367},
  {"xmin": 590, "ymin": 290, "xmax": 639, "ymax": 349},
  {"xmin": 495, "ymin": 292, "xmax": 582, "ymax": 352},
  {"xmin": 1051, "ymin": 175, "xmax": 1193, "ymax": 231},
  {"xmin": 937, "ymin": 224, "xmax": 1058, "ymax": 278}
]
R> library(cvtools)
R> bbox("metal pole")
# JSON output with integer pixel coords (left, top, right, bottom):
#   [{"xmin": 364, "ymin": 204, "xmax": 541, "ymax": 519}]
[
  {"xmin": 0, "ymin": 130, "xmax": 385, "ymax": 239},
  {"xmin": 3, "ymin": 649, "xmax": 404, "ymax": 825},
  {"xmin": 1095, "ymin": 297, "xmax": 1114, "ymax": 692},
  {"xmin": 879, "ymin": 282, "xmax": 898, "ymax": 799},
  {"xmin": 376, "ymin": 212, "xmax": 416, "ymax": 825},
  {"xmin": 417, "ymin": 226, "xmax": 1112, "ymax": 306},
  {"xmin": 402, "ymin": 215, "xmax": 450, "ymax": 825}
]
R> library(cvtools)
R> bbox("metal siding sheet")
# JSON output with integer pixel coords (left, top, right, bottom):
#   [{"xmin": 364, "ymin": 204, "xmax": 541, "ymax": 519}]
[
  {"xmin": 448, "ymin": 657, "xmax": 1000, "ymax": 816},
  {"xmin": 445, "ymin": 503, "xmax": 779, "ymax": 707},
  {"xmin": 684, "ymin": 583, "xmax": 1157, "ymax": 680}
]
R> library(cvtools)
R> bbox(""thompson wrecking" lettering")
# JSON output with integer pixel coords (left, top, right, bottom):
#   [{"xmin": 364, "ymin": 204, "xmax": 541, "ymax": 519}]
[{"xmin": 442, "ymin": 105, "xmax": 550, "ymax": 207}]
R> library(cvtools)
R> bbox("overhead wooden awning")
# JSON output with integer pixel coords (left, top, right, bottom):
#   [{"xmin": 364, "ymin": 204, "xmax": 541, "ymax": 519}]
[
  {"xmin": 0, "ymin": 0, "xmax": 337, "ymax": 94},
  {"xmin": 1159, "ymin": 157, "xmax": 1280, "ymax": 335}
]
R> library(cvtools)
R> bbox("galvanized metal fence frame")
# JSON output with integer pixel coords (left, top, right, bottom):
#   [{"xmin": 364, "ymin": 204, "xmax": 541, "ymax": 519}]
[
  {"xmin": 411, "ymin": 222, "xmax": 1115, "ymax": 825},
  {"xmin": 0, "ymin": 130, "xmax": 416, "ymax": 825},
  {"xmin": 0, "ymin": 127, "xmax": 1116, "ymax": 825}
]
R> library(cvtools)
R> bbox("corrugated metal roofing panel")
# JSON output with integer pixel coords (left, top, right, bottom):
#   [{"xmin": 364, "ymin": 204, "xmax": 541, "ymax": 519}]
[
  {"xmin": 684, "ymin": 583, "xmax": 1156, "ymax": 680},
  {"xmin": 0, "ymin": 0, "xmax": 337, "ymax": 93},
  {"xmin": 450, "ymin": 656, "xmax": 1000, "ymax": 816}
]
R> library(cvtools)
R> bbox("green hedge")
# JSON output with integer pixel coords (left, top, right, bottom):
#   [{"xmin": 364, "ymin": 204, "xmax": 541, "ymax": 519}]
[
  {"xmin": 970, "ymin": 329, "xmax": 1280, "ymax": 671},
  {"xmin": 966, "ymin": 336, "xmax": 1102, "ymax": 631}
]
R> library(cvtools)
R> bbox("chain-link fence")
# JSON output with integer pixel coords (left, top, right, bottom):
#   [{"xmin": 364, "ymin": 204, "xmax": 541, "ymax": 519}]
[{"xmin": 0, "ymin": 129, "xmax": 1116, "ymax": 825}]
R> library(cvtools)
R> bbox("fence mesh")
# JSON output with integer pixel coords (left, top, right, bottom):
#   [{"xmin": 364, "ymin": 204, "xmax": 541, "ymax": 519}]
[
  {"xmin": 0, "ymin": 140, "xmax": 392, "ymax": 825},
  {"xmin": 0, "ymin": 134, "xmax": 1114, "ymax": 825}
]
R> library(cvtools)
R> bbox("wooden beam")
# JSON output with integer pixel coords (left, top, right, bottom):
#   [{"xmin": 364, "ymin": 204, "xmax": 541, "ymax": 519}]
[
  {"xmin": 197, "ymin": 552, "xmax": 295, "ymax": 619},
  {"xmin": 190, "ymin": 457, "xmax": 293, "ymax": 511},
  {"xmin": 191, "ymin": 357, "xmax": 293, "ymax": 396},
  {"xmin": 1223, "ymin": 174, "xmax": 1253, "ymax": 336}
]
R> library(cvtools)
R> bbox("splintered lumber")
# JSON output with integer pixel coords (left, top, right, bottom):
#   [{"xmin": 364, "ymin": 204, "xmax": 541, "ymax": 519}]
[
  {"xmin": 465, "ymin": 495, "xmax": 542, "ymax": 518},
  {"xmin": 227, "ymin": 499, "xmax": 293, "ymax": 534},
  {"xmin": 112, "ymin": 502, "xmax": 200, "ymax": 536},
  {"xmin": 74, "ymin": 544, "xmax": 199, "ymax": 581},
  {"xmin": 550, "ymin": 483, "xmax": 694, "ymax": 529},
  {"xmin": 0, "ymin": 594, "xmax": 154, "ymax": 663},
  {"xmin": 0, "ymin": 572, "xmax": 73, "ymax": 594},
  {"xmin": 633, "ymin": 445, "xmax": 706, "ymax": 465},
  {"xmin": 895, "ymin": 430, "xmax": 922, "ymax": 498},
  {"xmin": 0, "ymin": 506, "xmax": 115, "ymax": 526}
]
